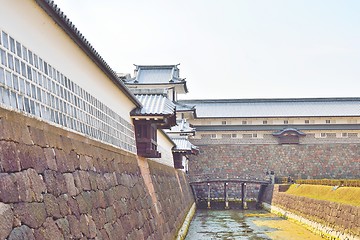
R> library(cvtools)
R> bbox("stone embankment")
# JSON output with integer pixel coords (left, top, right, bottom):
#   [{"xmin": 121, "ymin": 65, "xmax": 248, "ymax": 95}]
[
  {"xmin": 0, "ymin": 107, "xmax": 194, "ymax": 240},
  {"xmin": 263, "ymin": 184, "xmax": 360, "ymax": 240}
]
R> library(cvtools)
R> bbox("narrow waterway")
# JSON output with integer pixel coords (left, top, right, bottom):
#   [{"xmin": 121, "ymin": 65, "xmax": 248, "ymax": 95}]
[{"xmin": 185, "ymin": 210, "xmax": 324, "ymax": 240}]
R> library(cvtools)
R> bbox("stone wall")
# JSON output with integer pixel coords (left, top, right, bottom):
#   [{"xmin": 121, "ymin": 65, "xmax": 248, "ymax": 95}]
[
  {"xmin": 263, "ymin": 185, "xmax": 360, "ymax": 239},
  {"xmin": 188, "ymin": 143, "xmax": 360, "ymax": 181},
  {"xmin": 0, "ymin": 107, "xmax": 194, "ymax": 240}
]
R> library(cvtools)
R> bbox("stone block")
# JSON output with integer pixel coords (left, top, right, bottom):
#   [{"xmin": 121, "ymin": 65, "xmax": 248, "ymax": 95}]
[
  {"xmin": 0, "ymin": 173, "xmax": 18, "ymax": 202},
  {"xmin": 92, "ymin": 157, "xmax": 100, "ymax": 172},
  {"xmin": 0, "ymin": 117, "xmax": 15, "ymax": 141},
  {"xmin": 0, "ymin": 202, "xmax": 14, "ymax": 240},
  {"xmin": 34, "ymin": 217, "xmax": 63, "ymax": 240},
  {"xmin": 68, "ymin": 150, "xmax": 80, "ymax": 171},
  {"xmin": 96, "ymin": 191, "xmax": 107, "ymax": 209},
  {"xmin": 96, "ymin": 175, "xmax": 107, "ymax": 191},
  {"xmin": 55, "ymin": 218, "xmax": 70, "ymax": 239},
  {"xmin": 67, "ymin": 197, "xmax": 80, "ymax": 219},
  {"xmin": 85, "ymin": 155, "xmax": 95, "ymax": 171},
  {"xmin": 63, "ymin": 173, "xmax": 78, "ymax": 196},
  {"xmin": 120, "ymin": 215, "xmax": 132, "ymax": 236},
  {"xmin": 99, "ymin": 207, "xmax": 108, "ymax": 226},
  {"xmin": 43, "ymin": 170, "xmax": 66, "ymax": 197},
  {"xmin": 26, "ymin": 168, "xmax": 46, "ymax": 201},
  {"xmin": 13, "ymin": 171, "xmax": 32, "ymax": 202},
  {"xmin": 88, "ymin": 216, "xmax": 97, "ymax": 239},
  {"xmin": 54, "ymin": 149, "xmax": 74, "ymax": 173},
  {"xmin": 90, "ymin": 208, "xmax": 101, "ymax": 230},
  {"xmin": 70, "ymin": 140, "xmax": 86, "ymax": 156},
  {"xmin": 76, "ymin": 193, "xmax": 89, "ymax": 214},
  {"xmin": 14, "ymin": 202, "xmax": 46, "ymax": 228},
  {"xmin": 43, "ymin": 148, "xmax": 57, "ymax": 171},
  {"xmin": 104, "ymin": 189, "xmax": 116, "ymax": 206},
  {"xmin": 60, "ymin": 136, "xmax": 74, "ymax": 155},
  {"xmin": 8, "ymin": 225, "xmax": 35, "ymax": 240},
  {"xmin": 0, "ymin": 141, "xmax": 21, "ymax": 172},
  {"xmin": 43, "ymin": 131, "xmax": 63, "ymax": 150},
  {"xmin": 105, "ymin": 223, "xmax": 116, "ymax": 240},
  {"xmin": 28, "ymin": 126, "xmax": 47, "ymax": 147},
  {"xmin": 100, "ymin": 228, "xmax": 110, "ymax": 240},
  {"xmin": 18, "ymin": 144, "xmax": 47, "ymax": 173},
  {"xmin": 97, "ymin": 158, "xmax": 108, "ymax": 173},
  {"xmin": 113, "ymin": 220, "xmax": 126, "ymax": 240},
  {"xmin": 105, "ymin": 206, "xmax": 117, "ymax": 224},
  {"xmin": 77, "ymin": 171, "xmax": 91, "ymax": 191},
  {"xmin": 57, "ymin": 194, "xmax": 71, "ymax": 216},
  {"xmin": 79, "ymin": 155, "xmax": 89, "ymax": 171},
  {"xmin": 72, "ymin": 171, "xmax": 82, "ymax": 190},
  {"xmin": 88, "ymin": 172, "xmax": 98, "ymax": 190},
  {"xmin": 67, "ymin": 215, "xmax": 82, "ymax": 239},
  {"xmin": 44, "ymin": 194, "xmax": 61, "ymax": 219},
  {"xmin": 104, "ymin": 173, "xmax": 117, "ymax": 188},
  {"xmin": 11, "ymin": 121, "xmax": 33, "ymax": 145},
  {"xmin": 79, "ymin": 214, "xmax": 90, "ymax": 238}
]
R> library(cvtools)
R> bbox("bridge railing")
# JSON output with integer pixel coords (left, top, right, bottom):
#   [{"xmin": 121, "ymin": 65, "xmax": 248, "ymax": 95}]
[{"xmin": 189, "ymin": 178, "xmax": 269, "ymax": 209}]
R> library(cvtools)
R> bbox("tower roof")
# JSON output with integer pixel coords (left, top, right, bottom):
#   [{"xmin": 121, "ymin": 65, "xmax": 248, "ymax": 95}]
[{"xmin": 124, "ymin": 65, "xmax": 188, "ymax": 94}]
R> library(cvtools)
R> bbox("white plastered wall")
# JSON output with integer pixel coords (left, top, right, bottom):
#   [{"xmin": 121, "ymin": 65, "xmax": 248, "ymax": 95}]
[
  {"xmin": 150, "ymin": 130, "xmax": 175, "ymax": 167},
  {"xmin": 0, "ymin": 0, "xmax": 136, "ymax": 121}
]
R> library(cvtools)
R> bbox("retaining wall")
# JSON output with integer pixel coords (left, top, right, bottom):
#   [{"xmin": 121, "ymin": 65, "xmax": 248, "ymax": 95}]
[
  {"xmin": 189, "ymin": 143, "xmax": 360, "ymax": 181},
  {"xmin": 0, "ymin": 107, "xmax": 194, "ymax": 240},
  {"xmin": 263, "ymin": 185, "xmax": 360, "ymax": 240}
]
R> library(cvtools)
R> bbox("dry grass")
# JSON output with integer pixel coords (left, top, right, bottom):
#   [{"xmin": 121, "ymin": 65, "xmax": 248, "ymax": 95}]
[
  {"xmin": 253, "ymin": 219, "xmax": 325, "ymax": 240},
  {"xmin": 285, "ymin": 184, "xmax": 360, "ymax": 206}
]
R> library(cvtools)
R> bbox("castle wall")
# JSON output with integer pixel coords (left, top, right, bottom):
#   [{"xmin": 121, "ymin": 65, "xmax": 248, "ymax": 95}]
[
  {"xmin": 262, "ymin": 185, "xmax": 360, "ymax": 239},
  {"xmin": 0, "ymin": 107, "xmax": 194, "ymax": 240},
  {"xmin": 189, "ymin": 137, "xmax": 360, "ymax": 181}
]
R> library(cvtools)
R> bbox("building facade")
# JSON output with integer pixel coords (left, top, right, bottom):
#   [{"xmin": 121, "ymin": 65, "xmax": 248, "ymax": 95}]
[
  {"xmin": 0, "ymin": 0, "xmax": 141, "ymax": 154},
  {"xmin": 123, "ymin": 65, "xmax": 198, "ymax": 170},
  {"xmin": 180, "ymin": 98, "xmax": 360, "ymax": 182}
]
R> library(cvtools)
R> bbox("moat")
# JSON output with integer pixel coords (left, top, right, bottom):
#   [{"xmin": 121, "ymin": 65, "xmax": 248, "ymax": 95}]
[{"xmin": 185, "ymin": 210, "xmax": 323, "ymax": 240}]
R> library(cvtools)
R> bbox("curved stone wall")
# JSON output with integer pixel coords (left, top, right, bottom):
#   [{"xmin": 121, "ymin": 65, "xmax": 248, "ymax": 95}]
[
  {"xmin": 189, "ymin": 143, "xmax": 360, "ymax": 181},
  {"xmin": 0, "ymin": 107, "xmax": 194, "ymax": 240},
  {"xmin": 263, "ymin": 185, "xmax": 360, "ymax": 239}
]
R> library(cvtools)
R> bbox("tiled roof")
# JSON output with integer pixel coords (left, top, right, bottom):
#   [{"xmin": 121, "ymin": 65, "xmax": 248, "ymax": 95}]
[
  {"xmin": 129, "ymin": 88, "xmax": 170, "ymax": 97},
  {"xmin": 172, "ymin": 137, "xmax": 199, "ymax": 153},
  {"xmin": 179, "ymin": 98, "xmax": 360, "ymax": 118},
  {"xmin": 35, "ymin": 0, "xmax": 141, "ymax": 107},
  {"xmin": 273, "ymin": 128, "xmax": 306, "ymax": 136},
  {"xmin": 174, "ymin": 101, "xmax": 196, "ymax": 112},
  {"xmin": 167, "ymin": 119, "xmax": 195, "ymax": 134},
  {"xmin": 194, "ymin": 124, "xmax": 360, "ymax": 131},
  {"xmin": 126, "ymin": 65, "xmax": 184, "ymax": 84},
  {"xmin": 131, "ymin": 94, "xmax": 175, "ymax": 116}
]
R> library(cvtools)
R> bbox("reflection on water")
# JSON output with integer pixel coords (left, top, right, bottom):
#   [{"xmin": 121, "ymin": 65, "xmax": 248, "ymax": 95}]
[{"xmin": 185, "ymin": 210, "xmax": 323, "ymax": 240}]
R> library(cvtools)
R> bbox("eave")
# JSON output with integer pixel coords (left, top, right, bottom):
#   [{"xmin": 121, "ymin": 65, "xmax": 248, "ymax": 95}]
[
  {"xmin": 35, "ymin": 0, "xmax": 141, "ymax": 107},
  {"xmin": 194, "ymin": 124, "xmax": 360, "ymax": 132}
]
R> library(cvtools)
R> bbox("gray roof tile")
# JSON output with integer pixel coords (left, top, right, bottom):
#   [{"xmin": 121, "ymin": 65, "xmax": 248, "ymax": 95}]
[
  {"xmin": 132, "ymin": 94, "xmax": 175, "ymax": 116},
  {"xmin": 172, "ymin": 137, "xmax": 199, "ymax": 153},
  {"xmin": 179, "ymin": 98, "xmax": 360, "ymax": 118},
  {"xmin": 36, "ymin": 0, "xmax": 141, "ymax": 106},
  {"xmin": 126, "ymin": 65, "xmax": 184, "ymax": 84}
]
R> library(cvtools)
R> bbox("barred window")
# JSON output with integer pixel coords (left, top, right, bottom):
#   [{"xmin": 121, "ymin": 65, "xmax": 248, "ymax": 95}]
[{"xmin": 0, "ymin": 29, "xmax": 136, "ymax": 153}]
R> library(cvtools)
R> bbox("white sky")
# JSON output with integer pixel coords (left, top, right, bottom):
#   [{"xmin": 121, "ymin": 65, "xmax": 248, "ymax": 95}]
[{"xmin": 55, "ymin": 0, "xmax": 360, "ymax": 100}]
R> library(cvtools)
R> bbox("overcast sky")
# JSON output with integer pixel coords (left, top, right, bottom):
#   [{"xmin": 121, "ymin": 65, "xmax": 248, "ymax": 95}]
[{"xmin": 55, "ymin": 0, "xmax": 360, "ymax": 100}]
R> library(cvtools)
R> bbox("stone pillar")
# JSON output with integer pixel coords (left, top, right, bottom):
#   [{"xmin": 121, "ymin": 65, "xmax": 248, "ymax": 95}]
[
  {"xmin": 207, "ymin": 183, "xmax": 211, "ymax": 209},
  {"xmin": 224, "ymin": 182, "xmax": 229, "ymax": 209}
]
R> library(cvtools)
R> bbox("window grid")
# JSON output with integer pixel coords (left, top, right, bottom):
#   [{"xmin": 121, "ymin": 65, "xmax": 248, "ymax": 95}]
[{"xmin": 0, "ymin": 30, "xmax": 136, "ymax": 153}]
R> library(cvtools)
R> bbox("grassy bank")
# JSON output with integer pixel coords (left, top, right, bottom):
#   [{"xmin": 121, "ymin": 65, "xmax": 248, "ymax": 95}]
[{"xmin": 285, "ymin": 184, "xmax": 360, "ymax": 206}]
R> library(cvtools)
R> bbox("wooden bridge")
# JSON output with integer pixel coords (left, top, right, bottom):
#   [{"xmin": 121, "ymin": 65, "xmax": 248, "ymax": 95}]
[{"xmin": 189, "ymin": 178, "xmax": 270, "ymax": 209}]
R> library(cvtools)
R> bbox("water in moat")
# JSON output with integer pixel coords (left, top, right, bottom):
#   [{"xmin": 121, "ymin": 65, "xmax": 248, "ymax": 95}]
[{"xmin": 185, "ymin": 209, "xmax": 324, "ymax": 240}]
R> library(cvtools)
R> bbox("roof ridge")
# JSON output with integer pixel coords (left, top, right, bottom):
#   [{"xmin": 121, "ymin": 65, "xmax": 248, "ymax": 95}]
[
  {"xmin": 179, "ymin": 97, "xmax": 360, "ymax": 103},
  {"xmin": 36, "ymin": 0, "xmax": 141, "ymax": 106}
]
